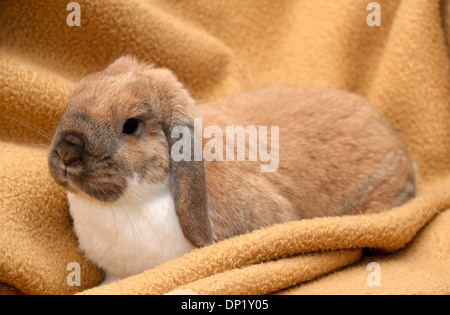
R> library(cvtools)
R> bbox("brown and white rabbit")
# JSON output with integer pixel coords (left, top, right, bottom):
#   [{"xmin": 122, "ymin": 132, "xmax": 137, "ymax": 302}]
[{"xmin": 48, "ymin": 56, "xmax": 416, "ymax": 283}]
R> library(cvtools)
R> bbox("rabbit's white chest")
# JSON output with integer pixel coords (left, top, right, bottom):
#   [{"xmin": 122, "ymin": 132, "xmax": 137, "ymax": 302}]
[{"xmin": 67, "ymin": 178, "xmax": 195, "ymax": 282}]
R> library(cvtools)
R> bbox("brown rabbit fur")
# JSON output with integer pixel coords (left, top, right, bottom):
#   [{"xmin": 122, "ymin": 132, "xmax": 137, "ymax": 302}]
[{"xmin": 48, "ymin": 55, "xmax": 416, "ymax": 248}]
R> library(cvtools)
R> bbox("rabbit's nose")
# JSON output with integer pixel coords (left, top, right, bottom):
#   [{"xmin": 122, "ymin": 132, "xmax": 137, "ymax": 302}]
[{"xmin": 55, "ymin": 133, "xmax": 84, "ymax": 167}]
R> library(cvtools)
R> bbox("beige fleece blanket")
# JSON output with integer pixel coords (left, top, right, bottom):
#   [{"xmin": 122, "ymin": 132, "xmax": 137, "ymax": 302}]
[{"xmin": 0, "ymin": 0, "xmax": 449, "ymax": 295}]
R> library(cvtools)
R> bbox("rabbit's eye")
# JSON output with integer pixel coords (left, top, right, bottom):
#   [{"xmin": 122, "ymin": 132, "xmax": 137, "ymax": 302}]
[{"xmin": 123, "ymin": 118, "xmax": 140, "ymax": 135}]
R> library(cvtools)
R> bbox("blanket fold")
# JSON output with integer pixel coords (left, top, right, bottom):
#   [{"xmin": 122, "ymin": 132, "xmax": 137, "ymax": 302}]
[
  {"xmin": 1, "ymin": 0, "xmax": 449, "ymax": 295},
  {"xmin": 79, "ymin": 187, "xmax": 450, "ymax": 295}
]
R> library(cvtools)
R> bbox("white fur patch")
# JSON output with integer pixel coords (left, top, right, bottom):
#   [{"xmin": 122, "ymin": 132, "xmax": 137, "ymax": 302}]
[{"xmin": 67, "ymin": 176, "xmax": 195, "ymax": 282}]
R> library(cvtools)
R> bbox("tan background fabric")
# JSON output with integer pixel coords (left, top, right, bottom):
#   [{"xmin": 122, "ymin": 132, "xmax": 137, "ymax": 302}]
[{"xmin": 0, "ymin": 0, "xmax": 449, "ymax": 294}]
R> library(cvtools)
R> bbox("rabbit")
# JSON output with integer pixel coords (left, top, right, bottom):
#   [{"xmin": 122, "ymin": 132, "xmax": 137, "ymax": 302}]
[{"xmin": 48, "ymin": 56, "xmax": 416, "ymax": 283}]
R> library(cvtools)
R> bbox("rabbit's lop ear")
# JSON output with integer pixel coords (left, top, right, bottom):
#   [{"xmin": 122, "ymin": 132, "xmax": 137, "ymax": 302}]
[
  {"xmin": 152, "ymin": 67, "xmax": 214, "ymax": 247},
  {"xmin": 163, "ymin": 121, "xmax": 214, "ymax": 247}
]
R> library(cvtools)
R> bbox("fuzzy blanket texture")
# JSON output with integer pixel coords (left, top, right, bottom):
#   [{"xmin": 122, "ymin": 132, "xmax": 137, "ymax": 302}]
[{"xmin": 0, "ymin": 0, "xmax": 449, "ymax": 295}]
